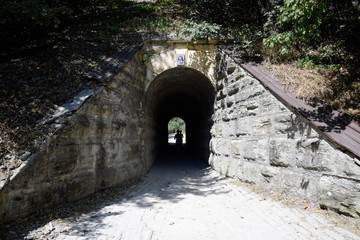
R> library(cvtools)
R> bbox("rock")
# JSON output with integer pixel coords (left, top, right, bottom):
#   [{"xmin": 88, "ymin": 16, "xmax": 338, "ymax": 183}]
[
  {"xmin": 269, "ymin": 139, "xmax": 295, "ymax": 167},
  {"xmin": 20, "ymin": 151, "xmax": 31, "ymax": 161},
  {"xmin": 9, "ymin": 160, "xmax": 17, "ymax": 170},
  {"xmin": 43, "ymin": 223, "xmax": 55, "ymax": 235},
  {"xmin": 4, "ymin": 153, "xmax": 15, "ymax": 161},
  {"xmin": 0, "ymin": 172, "xmax": 6, "ymax": 181},
  {"xmin": 55, "ymin": 117, "xmax": 67, "ymax": 124}
]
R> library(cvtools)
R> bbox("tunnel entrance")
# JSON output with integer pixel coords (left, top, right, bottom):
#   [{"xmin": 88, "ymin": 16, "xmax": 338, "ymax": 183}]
[
  {"xmin": 167, "ymin": 117, "xmax": 186, "ymax": 144},
  {"xmin": 145, "ymin": 67, "xmax": 215, "ymax": 162}
]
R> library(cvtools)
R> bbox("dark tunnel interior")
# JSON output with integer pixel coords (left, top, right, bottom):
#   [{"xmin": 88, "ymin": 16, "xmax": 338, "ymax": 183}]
[{"xmin": 146, "ymin": 67, "xmax": 215, "ymax": 162}]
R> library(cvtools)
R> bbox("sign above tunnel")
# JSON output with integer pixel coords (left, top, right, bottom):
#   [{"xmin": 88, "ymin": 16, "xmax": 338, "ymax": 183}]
[{"xmin": 176, "ymin": 54, "xmax": 185, "ymax": 66}]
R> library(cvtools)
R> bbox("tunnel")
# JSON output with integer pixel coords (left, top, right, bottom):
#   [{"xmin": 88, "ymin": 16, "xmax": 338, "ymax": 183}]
[{"xmin": 145, "ymin": 67, "xmax": 215, "ymax": 162}]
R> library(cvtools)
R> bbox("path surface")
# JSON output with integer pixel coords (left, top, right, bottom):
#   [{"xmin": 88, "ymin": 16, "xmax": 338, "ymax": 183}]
[{"xmin": 26, "ymin": 155, "xmax": 360, "ymax": 239}]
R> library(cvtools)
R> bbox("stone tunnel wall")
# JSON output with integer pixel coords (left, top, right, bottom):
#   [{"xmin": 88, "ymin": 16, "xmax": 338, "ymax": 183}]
[
  {"xmin": 210, "ymin": 50, "xmax": 360, "ymax": 217},
  {"xmin": 0, "ymin": 43, "xmax": 216, "ymax": 223},
  {"xmin": 2, "ymin": 42, "xmax": 359, "ymax": 222},
  {"xmin": 0, "ymin": 51, "xmax": 150, "ymax": 222}
]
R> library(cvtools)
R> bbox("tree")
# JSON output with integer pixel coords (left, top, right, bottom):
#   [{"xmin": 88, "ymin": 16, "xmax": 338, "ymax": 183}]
[
  {"xmin": 168, "ymin": 117, "xmax": 185, "ymax": 134},
  {"xmin": 263, "ymin": 0, "xmax": 360, "ymax": 60}
]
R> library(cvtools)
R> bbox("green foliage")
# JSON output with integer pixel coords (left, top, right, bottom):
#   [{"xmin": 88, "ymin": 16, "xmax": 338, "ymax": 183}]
[
  {"xmin": 263, "ymin": 0, "xmax": 360, "ymax": 62},
  {"xmin": 155, "ymin": 0, "xmax": 177, "ymax": 5},
  {"xmin": 144, "ymin": 49, "xmax": 156, "ymax": 60},
  {"xmin": 135, "ymin": 17, "xmax": 174, "ymax": 32},
  {"xmin": 278, "ymin": 0, "xmax": 327, "ymax": 42},
  {"xmin": 263, "ymin": 0, "xmax": 328, "ymax": 57},
  {"xmin": 233, "ymin": 25, "xmax": 264, "ymax": 60},
  {"xmin": 168, "ymin": 117, "xmax": 185, "ymax": 134},
  {"xmin": 135, "ymin": 3, "xmax": 160, "ymax": 13},
  {"xmin": 295, "ymin": 45, "xmax": 343, "ymax": 70},
  {"xmin": 175, "ymin": 20, "xmax": 224, "ymax": 43}
]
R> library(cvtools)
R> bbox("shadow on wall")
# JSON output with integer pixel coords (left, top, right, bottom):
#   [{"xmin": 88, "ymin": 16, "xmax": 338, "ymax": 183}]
[
  {"xmin": 0, "ymin": 156, "xmax": 226, "ymax": 239},
  {"xmin": 297, "ymin": 105, "xmax": 353, "ymax": 133}
]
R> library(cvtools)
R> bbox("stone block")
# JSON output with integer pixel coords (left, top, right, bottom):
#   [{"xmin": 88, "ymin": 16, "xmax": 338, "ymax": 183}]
[
  {"xmin": 216, "ymin": 79, "xmax": 224, "ymax": 90},
  {"xmin": 338, "ymin": 156, "xmax": 360, "ymax": 178},
  {"xmin": 77, "ymin": 144, "xmax": 104, "ymax": 171},
  {"xmin": 216, "ymin": 90, "xmax": 226, "ymax": 100},
  {"xmin": 221, "ymin": 112, "xmax": 231, "ymax": 122},
  {"xmin": 273, "ymin": 113, "xmax": 294, "ymax": 134},
  {"xmin": 214, "ymin": 138, "xmax": 231, "ymax": 156},
  {"xmin": 232, "ymin": 68, "xmax": 246, "ymax": 82},
  {"xmin": 222, "ymin": 121, "xmax": 235, "ymax": 137},
  {"xmin": 14, "ymin": 151, "xmax": 49, "ymax": 186},
  {"xmin": 253, "ymin": 117, "xmax": 272, "ymax": 135},
  {"xmin": 260, "ymin": 166, "xmax": 278, "ymax": 178},
  {"xmin": 260, "ymin": 95, "xmax": 279, "ymax": 113},
  {"xmin": 319, "ymin": 175, "xmax": 360, "ymax": 217},
  {"xmin": 233, "ymin": 118, "xmax": 252, "ymax": 136},
  {"xmin": 246, "ymin": 101, "xmax": 258, "ymax": 111},
  {"xmin": 70, "ymin": 123, "xmax": 90, "ymax": 141},
  {"xmin": 71, "ymin": 114, "xmax": 90, "ymax": 127},
  {"xmin": 269, "ymin": 138, "xmax": 295, "ymax": 167},
  {"xmin": 218, "ymin": 157, "xmax": 239, "ymax": 177},
  {"xmin": 245, "ymin": 101, "xmax": 259, "ymax": 116},
  {"xmin": 226, "ymin": 98, "xmax": 234, "ymax": 108},
  {"xmin": 240, "ymin": 76, "xmax": 255, "ymax": 89},
  {"xmin": 246, "ymin": 85, "xmax": 265, "ymax": 99},
  {"xmin": 231, "ymin": 140, "xmax": 245, "ymax": 156},
  {"xmin": 62, "ymin": 171, "xmax": 95, "ymax": 202},
  {"xmin": 216, "ymin": 69, "xmax": 226, "ymax": 79},
  {"xmin": 226, "ymin": 62, "xmax": 238, "ymax": 75},
  {"xmin": 209, "ymin": 154, "xmax": 224, "ymax": 173},
  {"xmin": 6, "ymin": 183, "xmax": 61, "ymax": 220},
  {"xmin": 296, "ymin": 139, "xmax": 334, "ymax": 172},
  {"xmin": 236, "ymin": 161, "xmax": 263, "ymax": 184},
  {"xmin": 227, "ymin": 82, "xmax": 241, "ymax": 96},
  {"xmin": 48, "ymin": 145, "xmax": 79, "ymax": 176},
  {"xmin": 277, "ymin": 170, "xmax": 320, "ymax": 200},
  {"xmin": 243, "ymin": 139, "xmax": 269, "ymax": 162},
  {"xmin": 87, "ymin": 120, "xmax": 106, "ymax": 140},
  {"xmin": 259, "ymin": 166, "xmax": 282, "ymax": 187}
]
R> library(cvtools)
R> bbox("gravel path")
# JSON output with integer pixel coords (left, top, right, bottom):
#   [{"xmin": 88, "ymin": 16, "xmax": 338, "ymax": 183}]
[{"xmin": 14, "ymin": 155, "xmax": 360, "ymax": 240}]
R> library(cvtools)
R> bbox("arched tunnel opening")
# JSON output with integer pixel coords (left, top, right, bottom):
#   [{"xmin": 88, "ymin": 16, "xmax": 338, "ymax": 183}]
[
  {"xmin": 145, "ymin": 67, "xmax": 215, "ymax": 163},
  {"xmin": 167, "ymin": 117, "xmax": 186, "ymax": 144}
]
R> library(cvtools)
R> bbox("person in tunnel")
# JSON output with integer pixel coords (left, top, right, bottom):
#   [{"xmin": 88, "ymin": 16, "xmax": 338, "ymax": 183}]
[{"xmin": 174, "ymin": 130, "xmax": 183, "ymax": 155}]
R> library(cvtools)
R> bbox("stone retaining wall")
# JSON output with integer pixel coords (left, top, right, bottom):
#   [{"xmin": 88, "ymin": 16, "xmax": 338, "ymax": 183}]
[
  {"xmin": 0, "ymin": 42, "xmax": 216, "ymax": 223},
  {"xmin": 0, "ymin": 51, "xmax": 150, "ymax": 222},
  {"xmin": 210, "ymin": 50, "xmax": 360, "ymax": 217},
  {"xmin": 1, "ymin": 42, "xmax": 359, "ymax": 222}
]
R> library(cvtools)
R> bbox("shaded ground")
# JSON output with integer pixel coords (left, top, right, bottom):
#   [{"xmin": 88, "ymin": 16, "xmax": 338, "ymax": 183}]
[
  {"xmin": 0, "ymin": 0, "xmax": 161, "ymax": 183},
  {"xmin": 0, "ymin": 0, "xmax": 188, "ymax": 184},
  {"xmin": 2, "ymin": 154, "xmax": 359, "ymax": 239}
]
